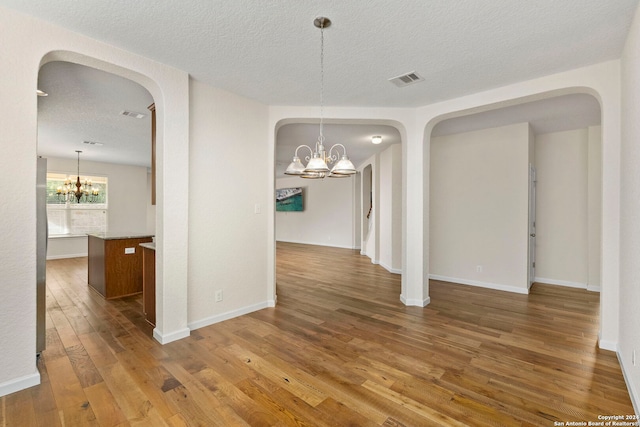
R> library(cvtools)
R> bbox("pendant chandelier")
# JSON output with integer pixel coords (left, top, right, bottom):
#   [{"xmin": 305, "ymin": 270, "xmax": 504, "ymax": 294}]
[
  {"xmin": 284, "ymin": 17, "xmax": 357, "ymax": 179},
  {"xmin": 56, "ymin": 150, "xmax": 100, "ymax": 203}
]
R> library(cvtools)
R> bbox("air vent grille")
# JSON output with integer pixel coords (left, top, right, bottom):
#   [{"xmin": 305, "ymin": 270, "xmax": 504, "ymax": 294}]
[
  {"xmin": 120, "ymin": 110, "xmax": 146, "ymax": 119},
  {"xmin": 83, "ymin": 141, "xmax": 104, "ymax": 146},
  {"xmin": 388, "ymin": 71, "xmax": 425, "ymax": 87}
]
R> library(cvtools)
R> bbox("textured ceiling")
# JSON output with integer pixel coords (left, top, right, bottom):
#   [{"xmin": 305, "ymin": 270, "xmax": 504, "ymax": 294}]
[
  {"xmin": 37, "ymin": 62, "xmax": 153, "ymax": 167},
  {"xmin": 3, "ymin": 0, "xmax": 638, "ymax": 107},
  {"xmin": 21, "ymin": 1, "xmax": 622, "ymax": 168}
]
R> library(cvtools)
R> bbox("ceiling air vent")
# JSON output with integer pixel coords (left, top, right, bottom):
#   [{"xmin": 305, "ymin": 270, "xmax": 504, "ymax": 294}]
[
  {"xmin": 120, "ymin": 110, "xmax": 146, "ymax": 119},
  {"xmin": 83, "ymin": 141, "xmax": 104, "ymax": 146},
  {"xmin": 388, "ymin": 71, "xmax": 424, "ymax": 87}
]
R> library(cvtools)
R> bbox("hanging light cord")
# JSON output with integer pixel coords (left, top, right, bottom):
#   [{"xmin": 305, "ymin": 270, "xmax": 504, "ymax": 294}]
[{"xmin": 318, "ymin": 21, "xmax": 325, "ymax": 146}]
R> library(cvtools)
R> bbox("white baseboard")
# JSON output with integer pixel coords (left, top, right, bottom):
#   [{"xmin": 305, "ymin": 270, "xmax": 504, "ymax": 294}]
[
  {"xmin": 153, "ymin": 327, "xmax": 190, "ymax": 345},
  {"xmin": 188, "ymin": 301, "xmax": 270, "ymax": 331},
  {"xmin": 429, "ymin": 274, "xmax": 530, "ymax": 295},
  {"xmin": 534, "ymin": 277, "xmax": 589, "ymax": 290},
  {"xmin": 617, "ymin": 350, "xmax": 640, "ymax": 417},
  {"xmin": 379, "ymin": 261, "xmax": 401, "ymax": 275},
  {"xmin": 0, "ymin": 371, "xmax": 40, "ymax": 397},
  {"xmin": 47, "ymin": 253, "xmax": 88, "ymax": 260},
  {"xmin": 400, "ymin": 294, "xmax": 430, "ymax": 307},
  {"xmin": 598, "ymin": 337, "xmax": 617, "ymax": 352}
]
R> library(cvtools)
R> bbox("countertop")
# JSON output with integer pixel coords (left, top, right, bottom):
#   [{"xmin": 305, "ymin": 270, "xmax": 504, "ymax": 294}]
[
  {"xmin": 88, "ymin": 232, "xmax": 155, "ymax": 240},
  {"xmin": 139, "ymin": 242, "xmax": 156, "ymax": 250}
]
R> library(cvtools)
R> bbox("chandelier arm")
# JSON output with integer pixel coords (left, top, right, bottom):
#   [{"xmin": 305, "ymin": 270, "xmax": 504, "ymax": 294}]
[
  {"xmin": 294, "ymin": 144, "xmax": 314, "ymax": 160},
  {"xmin": 328, "ymin": 143, "xmax": 347, "ymax": 159}
]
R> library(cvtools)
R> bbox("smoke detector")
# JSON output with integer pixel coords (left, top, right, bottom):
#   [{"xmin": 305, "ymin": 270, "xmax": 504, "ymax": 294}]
[{"xmin": 388, "ymin": 71, "xmax": 424, "ymax": 87}]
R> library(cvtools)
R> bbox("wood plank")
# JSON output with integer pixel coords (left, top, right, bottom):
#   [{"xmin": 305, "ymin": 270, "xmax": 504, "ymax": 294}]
[{"xmin": 0, "ymin": 247, "xmax": 633, "ymax": 426}]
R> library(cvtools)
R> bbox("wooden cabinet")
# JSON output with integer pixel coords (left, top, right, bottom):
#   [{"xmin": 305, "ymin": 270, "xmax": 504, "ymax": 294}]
[
  {"xmin": 141, "ymin": 244, "xmax": 156, "ymax": 326},
  {"xmin": 88, "ymin": 234, "xmax": 153, "ymax": 299}
]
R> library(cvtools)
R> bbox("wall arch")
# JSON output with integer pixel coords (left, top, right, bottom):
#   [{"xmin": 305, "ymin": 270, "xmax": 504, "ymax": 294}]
[
  {"xmin": 270, "ymin": 112, "xmax": 411, "ymax": 305},
  {"xmin": 415, "ymin": 65, "xmax": 620, "ymax": 349},
  {"xmin": 38, "ymin": 50, "xmax": 189, "ymax": 343}
]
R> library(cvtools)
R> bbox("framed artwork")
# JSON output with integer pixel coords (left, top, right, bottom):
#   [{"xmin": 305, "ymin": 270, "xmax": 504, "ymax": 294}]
[{"xmin": 276, "ymin": 187, "xmax": 303, "ymax": 211}]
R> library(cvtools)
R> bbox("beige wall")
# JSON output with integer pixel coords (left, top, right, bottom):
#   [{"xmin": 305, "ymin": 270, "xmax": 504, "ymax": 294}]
[
  {"xmin": 533, "ymin": 126, "xmax": 601, "ymax": 290},
  {"xmin": 275, "ymin": 176, "xmax": 356, "ymax": 249},
  {"xmin": 430, "ymin": 123, "xmax": 532, "ymax": 293},
  {"xmin": 187, "ymin": 79, "xmax": 270, "ymax": 329},
  {"xmin": 534, "ymin": 129, "xmax": 590, "ymax": 287}
]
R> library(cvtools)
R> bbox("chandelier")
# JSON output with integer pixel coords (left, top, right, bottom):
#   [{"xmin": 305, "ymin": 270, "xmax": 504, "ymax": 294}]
[
  {"xmin": 56, "ymin": 150, "xmax": 100, "ymax": 203},
  {"xmin": 284, "ymin": 17, "xmax": 356, "ymax": 179}
]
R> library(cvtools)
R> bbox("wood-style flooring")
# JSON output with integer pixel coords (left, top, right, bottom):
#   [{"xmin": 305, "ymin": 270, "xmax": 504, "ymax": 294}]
[{"xmin": 0, "ymin": 242, "xmax": 634, "ymax": 426}]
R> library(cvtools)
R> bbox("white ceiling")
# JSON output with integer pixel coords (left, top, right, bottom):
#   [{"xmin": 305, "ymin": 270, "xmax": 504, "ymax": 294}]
[
  {"xmin": 37, "ymin": 62, "xmax": 153, "ymax": 167},
  {"xmin": 5, "ymin": 0, "xmax": 637, "ymax": 107},
  {"xmin": 22, "ymin": 1, "xmax": 626, "ymax": 168}
]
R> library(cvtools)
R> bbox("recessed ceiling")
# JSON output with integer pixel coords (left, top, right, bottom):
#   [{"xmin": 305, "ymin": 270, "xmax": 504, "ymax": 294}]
[
  {"xmin": 432, "ymin": 93, "xmax": 601, "ymax": 137},
  {"xmin": 276, "ymin": 123, "xmax": 401, "ymax": 177},
  {"xmin": 37, "ymin": 61, "xmax": 153, "ymax": 166}
]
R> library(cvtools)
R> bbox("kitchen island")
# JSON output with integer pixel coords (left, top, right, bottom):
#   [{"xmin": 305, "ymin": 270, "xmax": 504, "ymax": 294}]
[{"xmin": 87, "ymin": 232, "xmax": 154, "ymax": 299}]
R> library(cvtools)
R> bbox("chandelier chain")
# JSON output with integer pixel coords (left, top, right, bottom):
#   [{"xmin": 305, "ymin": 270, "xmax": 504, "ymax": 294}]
[{"xmin": 319, "ymin": 22, "xmax": 324, "ymax": 143}]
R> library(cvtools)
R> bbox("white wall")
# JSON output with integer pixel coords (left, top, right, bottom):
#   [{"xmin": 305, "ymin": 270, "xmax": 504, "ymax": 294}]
[
  {"xmin": 620, "ymin": 2, "xmax": 640, "ymax": 414},
  {"xmin": 45, "ymin": 156, "xmax": 152, "ymax": 259},
  {"xmin": 534, "ymin": 129, "xmax": 590, "ymax": 287},
  {"xmin": 188, "ymin": 79, "xmax": 270, "ymax": 329},
  {"xmin": 379, "ymin": 144, "xmax": 402, "ymax": 273},
  {"xmin": 275, "ymin": 176, "xmax": 356, "ymax": 249},
  {"xmin": 430, "ymin": 123, "xmax": 532, "ymax": 293}
]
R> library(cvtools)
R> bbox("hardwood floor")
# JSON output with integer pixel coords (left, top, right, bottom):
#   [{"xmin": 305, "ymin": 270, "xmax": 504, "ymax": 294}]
[{"xmin": 0, "ymin": 242, "xmax": 634, "ymax": 426}]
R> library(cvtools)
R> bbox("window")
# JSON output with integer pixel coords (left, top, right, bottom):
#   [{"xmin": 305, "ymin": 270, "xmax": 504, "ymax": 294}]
[{"xmin": 46, "ymin": 172, "xmax": 108, "ymax": 236}]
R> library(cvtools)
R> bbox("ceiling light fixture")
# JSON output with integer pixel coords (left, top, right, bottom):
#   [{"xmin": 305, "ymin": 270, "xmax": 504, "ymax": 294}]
[
  {"xmin": 284, "ymin": 17, "xmax": 356, "ymax": 180},
  {"xmin": 371, "ymin": 135, "xmax": 382, "ymax": 145},
  {"xmin": 56, "ymin": 150, "xmax": 100, "ymax": 203}
]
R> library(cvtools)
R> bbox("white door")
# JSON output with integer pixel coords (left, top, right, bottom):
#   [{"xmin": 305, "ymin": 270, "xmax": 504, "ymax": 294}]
[{"xmin": 528, "ymin": 164, "xmax": 537, "ymax": 287}]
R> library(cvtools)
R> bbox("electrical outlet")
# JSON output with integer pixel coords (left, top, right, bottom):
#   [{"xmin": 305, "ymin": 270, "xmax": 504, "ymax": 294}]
[
  {"xmin": 476, "ymin": 265, "xmax": 483, "ymax": 273},
  {"xmin": 124, "ymin": 247, "xmax": 135, "ymax": 254},
  {"xmin": 215, "ymin": 290, "xmax": 223, "ymax": 302}
]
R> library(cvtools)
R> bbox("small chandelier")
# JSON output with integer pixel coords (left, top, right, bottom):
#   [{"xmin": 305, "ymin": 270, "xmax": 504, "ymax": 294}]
[
  {"xmin": 56, "ymin": 150, "xmax": 99, "ymax": 203},
  {"xmin": 284, "ymin": 17, "xmax": 356, "ymax": 179}
]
